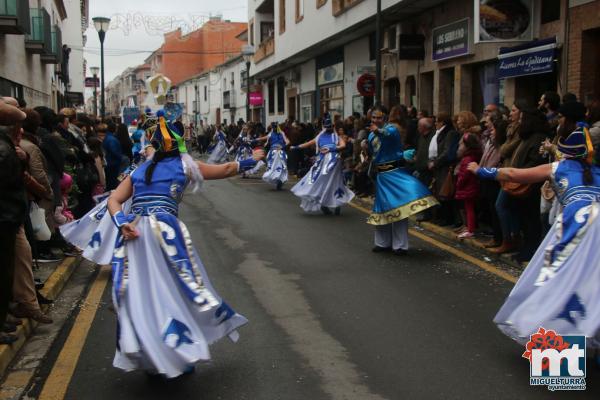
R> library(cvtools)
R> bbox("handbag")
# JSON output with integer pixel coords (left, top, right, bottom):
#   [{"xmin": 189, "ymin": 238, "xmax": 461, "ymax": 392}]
[
  {"xmin": 30, "ymin": 202, "xmax": 51, "ymax": 241},
  {"xmin": 501, "ymin": 181, "xmax": 532, "ymax": 197},
  {"xmin": 438, "ymin": 169, "xmax": 455, "ymax": 200}
]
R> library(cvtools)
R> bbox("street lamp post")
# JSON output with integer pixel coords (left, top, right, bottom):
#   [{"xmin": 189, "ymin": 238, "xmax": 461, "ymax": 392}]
[
  {"xmin": 93, "ymin": 17, "xmax": 111, "ymax": 120},
  {"xmin": 90, "ymin": 66, "xmax": 99, "ymax": 117},
  {"xmin": 241, "ymin": 44, "xmax": 255, "ymax": 123},
  {"xmin": 375, "ymin": 0, "xmax": 382, "ymax": 106}
]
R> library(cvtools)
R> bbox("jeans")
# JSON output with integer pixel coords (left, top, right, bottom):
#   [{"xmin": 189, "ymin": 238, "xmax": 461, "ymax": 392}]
[{"xmin": 495, "ymin": 189, "xmax": 520, "ymax": 240}]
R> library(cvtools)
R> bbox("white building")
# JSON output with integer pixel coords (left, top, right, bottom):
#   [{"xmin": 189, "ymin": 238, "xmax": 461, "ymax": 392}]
[
  {"xmin": 0, "ymin": 0, "xmax": 88, "ymax": 109},
  {"xmin": 61, "ymin": 0, "xmax": 88, "ymax": 107},
  {"xmin": 247, "ymin": 0, "xmax": 443, "ymax": 124},
  {"xmin": 175, "ymin": 55, "xmax": 249, "ymax": 126}
]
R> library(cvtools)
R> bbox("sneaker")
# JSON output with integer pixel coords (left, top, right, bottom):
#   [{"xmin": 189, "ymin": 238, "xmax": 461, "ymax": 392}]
[
  {"xmin": 34, "ymin": 251, "xmax": 61, "ymax": 263},
  {"xmin": 11, "ymin": 307, "xmax": 53, "ymax": 324},
  {"xmin": 457, "ymin": 231, "xmax": 475, "ymax": 239},
  {"xmin": 0, "ymin": 333, "xmax": 18, "ymax": 345},
  {"xmin": 62, "ymin": 244, "xmax": 82, "ymax": 257}
]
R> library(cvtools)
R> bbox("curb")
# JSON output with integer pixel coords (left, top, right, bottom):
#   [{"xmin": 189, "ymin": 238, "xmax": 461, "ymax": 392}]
[
  {"xmin": 0, "ymin": 256, "xmax": 81, "ymax": 379},
  {"xmin": 349, "ymin": 196, "xmax": 524, "ymax": 270}
]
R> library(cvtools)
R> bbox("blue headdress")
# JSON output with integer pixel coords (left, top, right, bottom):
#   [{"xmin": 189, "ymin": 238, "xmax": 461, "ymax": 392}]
[
  {"xmin": 322, "ymin": 113, "xmax": 333, "ymax": 129},
  {"xmin": 557, "ymin": 123, "xmax": 592, "ymax": 161},
  {"xmin": 150, "ymin": 109, "xmax": 186, "ymax": 153}
]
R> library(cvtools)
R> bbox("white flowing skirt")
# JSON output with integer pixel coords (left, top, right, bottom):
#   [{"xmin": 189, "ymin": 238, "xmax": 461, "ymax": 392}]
[
  {"xmin": 262, "ymin": 149, "xmax": 288, "ymax": 185},
  {"xmin": 60, "ymin": 195, "xmax": 131, "ymax": 265},
  {"xmin": 207, "ymin": 141, "xmax": 228, "ymax": 164},
  {"xmin": 290, "ymin": 153, "xmax": 355, "ymax": 212},
  {"xmin": 494, "ymin": 203, "xmax": 600, "ymax": 345}
]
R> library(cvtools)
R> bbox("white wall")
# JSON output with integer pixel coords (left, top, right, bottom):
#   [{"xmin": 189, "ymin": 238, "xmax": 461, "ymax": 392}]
[
  {"xmin": 343, "ymin": 36, "xmax": 374, "ymax": 116},
  {"xmin": 62, "ymin": 0, "xmax": 85, "ymax": 95},
  {"xmin": 250, "ymin": 0, "xmax": 404, "ymax": 75}
]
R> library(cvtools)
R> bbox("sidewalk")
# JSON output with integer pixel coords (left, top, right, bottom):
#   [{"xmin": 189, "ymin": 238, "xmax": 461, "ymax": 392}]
[
  {"xmin": 0, "ymin": 256, "xmax": 81, "ymax": 380},
  {"xmin": 350, "ymin": 195, "xmax": 525, "ymax": 270}
]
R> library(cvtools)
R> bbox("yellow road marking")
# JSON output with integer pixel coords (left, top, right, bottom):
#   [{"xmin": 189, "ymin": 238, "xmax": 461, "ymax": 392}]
[
  {"xmin": 347, "ymin": 202, "xmax": 517, "ymax": 284},
  {"xmin": 38, "ymin": 265, "xmax": 111, "ymax": 400}
]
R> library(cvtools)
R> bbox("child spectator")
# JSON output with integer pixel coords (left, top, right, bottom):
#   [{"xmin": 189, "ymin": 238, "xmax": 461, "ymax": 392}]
[{"xmin": 455, "ymin": 133, "xmax": 482, "ymax": 238}]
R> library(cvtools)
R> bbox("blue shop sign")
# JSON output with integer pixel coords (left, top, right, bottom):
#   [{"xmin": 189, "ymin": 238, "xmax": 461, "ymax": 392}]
[{"xmin": 498, "ymin": 37, "xmax": 556, "ymax": 79}]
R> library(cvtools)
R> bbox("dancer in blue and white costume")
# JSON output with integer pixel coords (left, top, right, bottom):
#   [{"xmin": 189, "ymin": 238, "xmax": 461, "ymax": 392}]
[
  {"xmin": 255, "ymin": 122, "xmax": 289, "ymax": 190},
  {"xmin": 290, "ymin": 114, "xmax": 354, "ymax": 215},
  {"xmin": 233, "ymin": 125, "xmax": 255, "ymax": 178},
  {"xmin": 207, "ymin": 124, "xmax": 229, "ymax": 164},
  {"xmin": 61, "ymin": 110, "xmax": 264, "ymax": 378},
  {"xmin": 367, "ymin": 105, "xmax": 438, "ymax": 255},
  {"xmin": 469, "ymin": 102, "xmax": 600, "ymax": 345}
]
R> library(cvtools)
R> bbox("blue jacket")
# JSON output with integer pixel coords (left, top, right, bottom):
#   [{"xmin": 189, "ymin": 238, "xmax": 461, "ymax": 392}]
[{"xmin": 103, "ymin": 132, "xmax": 123, "ymax": 170}]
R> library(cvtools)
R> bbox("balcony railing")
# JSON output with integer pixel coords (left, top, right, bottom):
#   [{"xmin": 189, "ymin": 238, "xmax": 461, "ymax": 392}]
[
  {"xmin": 25, "ymin": 7, "xmax": 51, "ymax": 54},
  {"xmin": 0, "ymin": 0, "xmax": 30, "ymax": 34},
  {"xmin": 40, "ymin": 26, "xmax": 62, "ymax": 64},
  {"xmin": 254, "ymin": 36, "xmax": 274, "ymax": 64}
]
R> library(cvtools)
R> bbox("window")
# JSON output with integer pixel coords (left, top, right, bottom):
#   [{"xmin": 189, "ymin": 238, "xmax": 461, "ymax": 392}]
[
  {"xmin": 261, "ymin": 21, "xmax": 274, "ymax": 42},
  {"xmin": 268, "ymin": 80, "xmax": 275, "ymax": 114},
  {"xmin": 296, "ymin": 0, "xmax": 304, "ymax": 22},
  {"xmin": 249, "ymin": 21, "xmax": 254, "ymax": 46},
  {"xmin": 223, "ymin": 78, "xmax": 227, "ymax": 90},
  {"xmin": 332, "ymin": 0, "xmax": 363, "ymax": 16},
  {"xmin": 319, "ymin": 84, "xmax": 343, "ymax": 118},
  {"xmin": 387, "ymin": 26, "xmax": 397, "ymax": 51},
  {"xmin": 541, "ymin": 0, "xmax": 560, "ymax": 24},
  {"xmin": 277, "ymin": 77, "xmax": 285, "ymax": 114},
  {"xmin": 279, "ymin": 0, "xmax": 286, "ymax": 34},
  {"xmin": 231, "ymin": 72, "xmax": 235, "ymax": 89},
  {"xmin": 204, "ymin": 86, "xmax": 207, "ymax": 101},
  {"xmin": 300, "ymin": 92, "xmax": 313, "ymax": 123},
  {"xmin": 317, "ymin": 0, "xmax": 327, "ymax": 8}
]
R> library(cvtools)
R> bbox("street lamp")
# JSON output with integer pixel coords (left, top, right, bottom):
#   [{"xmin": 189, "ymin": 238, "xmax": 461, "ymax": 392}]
[
  {"xmin": 90, "ymin": 66, "xmax": 99, "ymax": 117},
  {"xmin": 93, "ymin": 16, "xmax": 111, "ymax": 120},
  {"xmin": 241, "ymin": 44, "xmax": 255, "ymax": 123}
]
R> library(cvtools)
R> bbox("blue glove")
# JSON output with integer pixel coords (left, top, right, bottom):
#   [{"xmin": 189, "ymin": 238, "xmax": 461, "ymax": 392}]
[
  {"xmin": 111, "ymin": 211, "xmax": 129, "ymax": 229},
  {"xmin": 238, "ymin": 158, "xmax": 258, "ymax": 172},
  {"xmin": 403, "ymin": 149, "xmax": 416, "ymax": 161},
  {"xmin": 477, "ymin": 167, "xmax": 499, "ymax": 180}
]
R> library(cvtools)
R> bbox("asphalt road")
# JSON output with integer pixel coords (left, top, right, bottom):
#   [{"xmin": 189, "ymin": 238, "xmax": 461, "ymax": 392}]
[{"xmin": 33, "ymin": 176, "xmax": 600, "ymax": 400}]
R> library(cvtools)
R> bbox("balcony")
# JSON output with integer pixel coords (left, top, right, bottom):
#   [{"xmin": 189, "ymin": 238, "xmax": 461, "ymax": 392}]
[
  {"xmin": 254, "ymin": 36, "xmax": 274, "ymax": 64},
  {"xmin": 0, "ymin": 0, "xmax": 30, "ymax": 34},
  {"xmin": 40, "ymin": 26, "xmax": 62, "ymax": 64},
  {"xmin": 25, "ymin": 8, "xmax": 51, "ymax": 54}
]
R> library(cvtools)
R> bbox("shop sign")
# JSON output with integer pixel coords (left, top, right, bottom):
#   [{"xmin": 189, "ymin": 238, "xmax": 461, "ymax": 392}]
[
  {"xmin": 356, "ymin": 74, "xmax": 376, "ymax": 97},
  {"xmin": 432, "ymin": 18, "xmax": 470, "ymax": 62},
  {"xmin": 84, "ymin": 77, "xmax": 100, "ymax": 88},
  {"xmin": 65, "ymin": 91, "xmax": 84, "ymax": 106},
  {"xmin": 498, "ymin": 37, "xmax": 556, "ymax": 79},
  {"xmin": 249, "ymin": 91, "xmax": 264, "ymax": 106},
  {"xmin": 317, "ymin": 62, "xmax": 344, "ymax": 86},
  {"xmin": 475, "ymin": 0, "xmax": 533, "ymax": 43},
  {"xmin": 398, "ymin": 34, "xmax": 425, "ymax": 60}
]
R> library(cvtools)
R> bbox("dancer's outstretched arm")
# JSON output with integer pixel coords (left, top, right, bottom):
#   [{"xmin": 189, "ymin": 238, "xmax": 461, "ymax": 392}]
[
  {"xmin": 197, "ymin": 149, "xmax": 265, "ymax": 180},
  {"xmin": 291, "ymin": 138, "xmax": 316, "ymax": 151},
  {"xmin": 467, "ymin": 162, "xmax": 552, "ymax": 184}
]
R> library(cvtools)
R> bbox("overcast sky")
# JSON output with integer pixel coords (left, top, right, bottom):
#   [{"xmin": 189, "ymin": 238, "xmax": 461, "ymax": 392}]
[{"xmin": 83, "ymin": 0, "xmax": 248, "ymax": 90}]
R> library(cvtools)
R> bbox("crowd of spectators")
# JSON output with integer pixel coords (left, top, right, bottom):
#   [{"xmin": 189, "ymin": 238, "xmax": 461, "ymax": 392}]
[{"xmin": 0, "ymin": 98, "xmax": 137, "ymax": 344}]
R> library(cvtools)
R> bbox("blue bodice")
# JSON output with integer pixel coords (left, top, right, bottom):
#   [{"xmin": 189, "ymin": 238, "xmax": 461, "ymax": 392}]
[
  {"xmin": 130, "ymin": 156, "xmax": 187, "ymax": 215},
  {"xmin": 552, "ymin": 160, "xmax": 600, "ymax": 206},
  {"xmin": 268, "ymin": 132, "xmax": 286, "ymax": 149},
  {"xmin": 368, "ymin": 123, "xmax": 404, "ymax": 165},
  {"xmin": 317, "ymin": 132, "xmax": 338, "ymax": 153}
]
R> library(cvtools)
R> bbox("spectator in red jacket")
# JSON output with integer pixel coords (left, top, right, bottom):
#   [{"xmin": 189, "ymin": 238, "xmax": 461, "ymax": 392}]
[{"xmin": 455, "ymin": 132, "xmax": 482, "ymax": 238}]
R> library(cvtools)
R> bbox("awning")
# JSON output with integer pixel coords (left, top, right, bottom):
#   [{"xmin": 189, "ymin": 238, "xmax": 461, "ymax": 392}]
[{"xmin": 497, "ymin": 37, "xmax": 557, "ymax": 79}]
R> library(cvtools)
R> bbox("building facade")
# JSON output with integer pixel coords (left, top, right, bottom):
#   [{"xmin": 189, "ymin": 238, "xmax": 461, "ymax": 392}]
[
  {"xmin": 175, "ymin": 55, "xmax": 248, "ymax": 126},
  {"xmin": 0, "ymin": 0, "xmax": 86, "ymax": 109},
  {"xmin": 246, "ymin": 0, "xmax": 600, "ymax": 123}
]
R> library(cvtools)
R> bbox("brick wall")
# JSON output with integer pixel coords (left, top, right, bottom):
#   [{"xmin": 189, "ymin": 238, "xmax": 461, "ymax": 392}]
[
  {"xmin": 160, "ymin": 21, "xmax": 247, "ymax": 86},
  {"xmin": 567, "ymin": 1, "xmax": 600, "ymax": 101}
]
